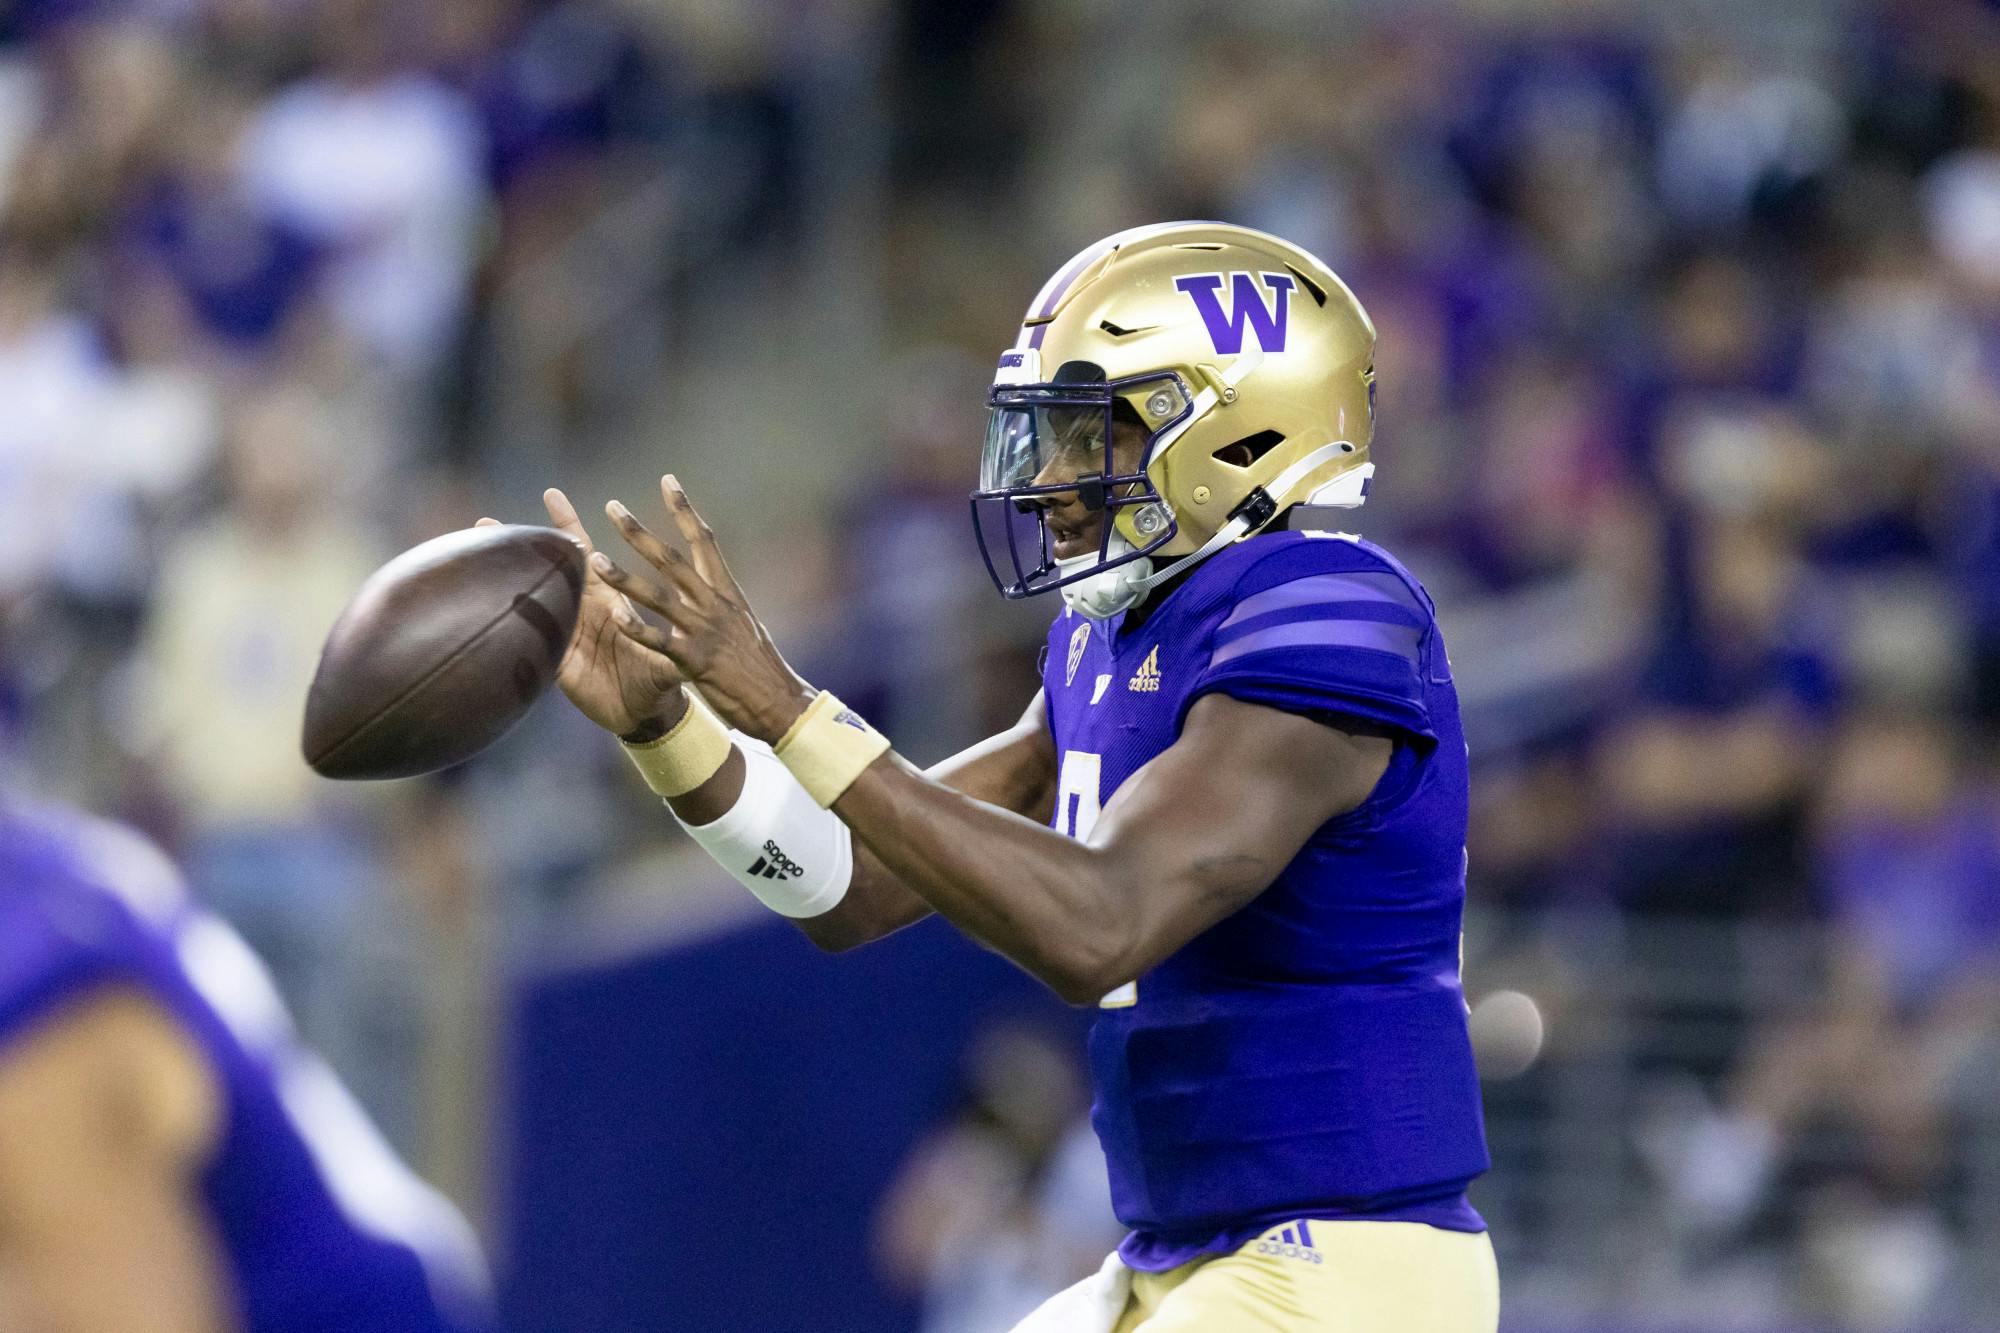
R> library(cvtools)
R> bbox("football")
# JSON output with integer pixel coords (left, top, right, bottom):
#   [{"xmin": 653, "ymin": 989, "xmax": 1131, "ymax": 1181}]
[{"xmin": 303, "ymin": 524, "xmax": 586, "ymax": 780}]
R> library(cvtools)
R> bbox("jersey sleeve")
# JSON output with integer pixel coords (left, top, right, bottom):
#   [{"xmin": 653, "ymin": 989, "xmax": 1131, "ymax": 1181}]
[
  {"xmin": 0, "ymin": 820, "xmax": 158, "ymax": 1057},
  {"xmin": 0, "ymin": 897, "xmax": 131, "ymax": 1055},
  {"xmin": 1180, "ymin": 540, "xmax": 1439, "ymax": 744}
]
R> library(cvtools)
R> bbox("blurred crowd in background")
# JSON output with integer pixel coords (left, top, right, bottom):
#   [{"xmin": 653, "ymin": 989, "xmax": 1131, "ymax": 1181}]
[{"xmin": 0, "ymin": 0, "xmax": 1997, "ymax": 1328}]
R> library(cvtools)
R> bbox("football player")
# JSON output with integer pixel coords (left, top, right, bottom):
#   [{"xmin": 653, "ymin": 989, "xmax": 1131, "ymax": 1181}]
[
  {"xmin": 0, "ymin": 797, "xmax": 491, "ymax": 1332},
  {"xmin": 512, "ymin": 222, "xmax": 1496, "ymax": 1331}
]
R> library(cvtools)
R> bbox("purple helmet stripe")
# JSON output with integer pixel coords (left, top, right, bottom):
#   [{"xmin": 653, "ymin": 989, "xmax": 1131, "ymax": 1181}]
[
  {"xmin": 1018, "ymin": 239, "xmax": 1113, "ymax": 347},
  {"xmin": 1034, "ymin": 243, "xmax": 1107, "ymax": 318},
  {"xmin": 1016, "ymin": 222, "xmax": 1201, "ymax": 349}
]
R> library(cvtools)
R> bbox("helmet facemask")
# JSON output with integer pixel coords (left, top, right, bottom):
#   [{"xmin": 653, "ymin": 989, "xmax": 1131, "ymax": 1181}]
[{"xmin": 970, "ymin": 365, "xmax": 1194, "ymax": 614}]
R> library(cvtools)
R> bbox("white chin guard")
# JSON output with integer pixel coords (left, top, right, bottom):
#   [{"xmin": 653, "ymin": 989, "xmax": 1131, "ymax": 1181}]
[{"xmin": 1057, "ymin": 533, "xmax": 1154, "ymax": 620}]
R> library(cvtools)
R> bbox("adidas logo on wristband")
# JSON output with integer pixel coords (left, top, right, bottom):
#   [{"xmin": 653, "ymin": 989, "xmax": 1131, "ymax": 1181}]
[{"xmin": 747, "ymin": 839, "xmax": 805, "ymax": 880}]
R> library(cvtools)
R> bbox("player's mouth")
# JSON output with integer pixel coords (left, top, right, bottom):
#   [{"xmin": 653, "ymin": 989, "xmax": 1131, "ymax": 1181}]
[{"xmin": 1047, "ymin": 517, "xmax": 1097, "ymax": 560}]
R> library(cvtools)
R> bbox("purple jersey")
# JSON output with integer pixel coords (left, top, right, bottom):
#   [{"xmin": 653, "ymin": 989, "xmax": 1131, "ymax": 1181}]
[
  {"xmin": 0, "ymin": 800, "xmax": 491, "ymax": 1333},
  {"xmin": 1039, "ymin": 529, "xmax": 1489, "ymax": 1272}
]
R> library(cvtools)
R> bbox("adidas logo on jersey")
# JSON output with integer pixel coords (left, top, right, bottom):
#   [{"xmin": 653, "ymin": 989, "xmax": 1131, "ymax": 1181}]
[
  {"xmin": 1254, "ymin": 1221, "xmax": 1324, "ymax": 1264},
  {"xmin": 1128, "ymin": 646, "xmax": 1161, "ymax": 692},
  {"xmin": 747, "ymin": 840, "xmax": 804, "ymax": 880}
]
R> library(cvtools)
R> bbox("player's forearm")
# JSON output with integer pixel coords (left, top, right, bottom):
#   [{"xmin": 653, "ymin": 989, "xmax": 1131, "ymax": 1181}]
[
  {"xmin": 822, "ymin": 694, "xmax": 1360, "ymax": 1003},
  {"xmin": 0, "ymin": 994, "xmax": 235, "ymax": 1333},
  {"xmin": 657, "ymin": 738, "xmax": 923, "ymax": 949},
  {"xmin": 832, "ymin": 754, "xmax": 1132, "ymax": 1003},
  {"xmin": 10, "ymin": 1247, "xmax": 232, "ymax": 1333},
  {"xmin": 657, "ymin": 697, "xmax": 1055, "ymax": 952},
  {"xmin": 2, "ymin": 1189, "xmax": 234, "ymax": 1333}
]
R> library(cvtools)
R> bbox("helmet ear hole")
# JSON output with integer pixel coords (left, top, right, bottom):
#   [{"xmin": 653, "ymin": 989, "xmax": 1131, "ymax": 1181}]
[{"xmin": 1211, "ymin": 430, "xmax": 1286, "ymax": 469}]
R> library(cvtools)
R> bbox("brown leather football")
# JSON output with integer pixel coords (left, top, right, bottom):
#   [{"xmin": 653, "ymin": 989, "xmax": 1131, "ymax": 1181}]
[{"xmin": 302, "ymin": 524, "xmax": 585, "ymax": 780}]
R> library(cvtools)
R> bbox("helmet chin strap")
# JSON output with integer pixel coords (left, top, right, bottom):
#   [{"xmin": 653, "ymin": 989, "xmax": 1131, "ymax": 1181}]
[{"xmin": 1056, "ymin": 443, "xmax": 1369, "ymax": 621}]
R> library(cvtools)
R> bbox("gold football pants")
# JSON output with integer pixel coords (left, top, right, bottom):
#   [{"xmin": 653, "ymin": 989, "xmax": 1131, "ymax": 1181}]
[{"xmin": 1108, "ymin": 1219, "xmax": 1499, "ymax": 1332}]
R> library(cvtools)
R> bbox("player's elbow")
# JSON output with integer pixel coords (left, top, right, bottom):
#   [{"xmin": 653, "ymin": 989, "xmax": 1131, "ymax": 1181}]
[
  {"xmin": 1042, "ymin": 964, "xmax": 1112, "ymax": 1007},
  {"xmin": 1037, "ymin": 921, "xmax": 1134, "ymax": 1007},
  {"xmin": 794, "ymin": 909, "xmax": 895, "ymax": 954},
  {"xmin": 796, "ymin": 914, "xmax": 866, "ymax": 953},
  {"xmin": 792, "ymin": 892, "xmax": 930, "ymax": 954}
]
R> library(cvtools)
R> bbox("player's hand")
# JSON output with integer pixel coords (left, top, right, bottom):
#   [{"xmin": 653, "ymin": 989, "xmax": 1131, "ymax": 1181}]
[
  {"xmin": 475, "ymin": 490, "xmax": 687, "ymax": 737},
  {"xmin": 592, "ymin": 475, "xmax": 817, "ymax": 744}
]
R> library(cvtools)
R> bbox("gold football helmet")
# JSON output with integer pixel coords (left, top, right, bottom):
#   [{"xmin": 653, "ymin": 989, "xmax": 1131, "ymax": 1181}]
[{"xmin": 972, "ymin": 221, "xmax": 1377, "ymax": 618}]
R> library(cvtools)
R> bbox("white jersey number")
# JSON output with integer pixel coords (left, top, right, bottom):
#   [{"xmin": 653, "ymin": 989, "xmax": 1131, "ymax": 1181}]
[
  {"xmin": 1055, "ymin": 750, "xmax": 1135, "ymax": 1008},
  {"xmin": 1056, "ymin": 749, "xmax": 1102, "ymax": 841}
]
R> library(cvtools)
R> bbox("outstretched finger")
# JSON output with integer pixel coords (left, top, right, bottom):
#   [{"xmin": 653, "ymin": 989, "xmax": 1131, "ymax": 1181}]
[
  {"xmin": 542, "ymin": 488, "xmax": 595, "ymax": 552},
  {"xmin": 660, "ymin": 475, "xmax": 746, "ymax": 600},
  {"xmin": 610, "ymin": 601, "xmax": 683, "ymax": 663},
  {"xmin": 607, "ymin": 500, "xmax": 709, "ymax": 602},
  {"xmin": 590, "ymin": 551, "xmax": 691, "ymax": 628},
  {"xmin": 475, "ymin": 516, "xmax": 500, "ymax": 528}
]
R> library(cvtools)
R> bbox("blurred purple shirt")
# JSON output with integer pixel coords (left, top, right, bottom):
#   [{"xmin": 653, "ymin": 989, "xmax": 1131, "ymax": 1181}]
[{"xmin": 1818, "ymin": 792, "xmax": 2000, "ymax": 1010}]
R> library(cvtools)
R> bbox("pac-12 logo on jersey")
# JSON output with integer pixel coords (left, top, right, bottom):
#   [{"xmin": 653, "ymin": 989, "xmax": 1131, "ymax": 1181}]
[
  {"xmin": 1065, "ymin": 621, "xmax": 1091, "ymax": 686},
  {"xmin": 1173, "ymin": 272, "xmax": 1297, "ymax": 354}
]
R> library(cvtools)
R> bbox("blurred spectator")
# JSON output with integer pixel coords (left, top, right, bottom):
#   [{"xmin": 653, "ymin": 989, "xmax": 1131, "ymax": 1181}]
[
  {"xmin": 3, "ymin": 21, "xmax": 184, "ymax": 250},
  {"xmin": 0, "ymin": 242, "xmax": 117, "ymax": 601},
  {"xmin": 877, "ymin": 1023, "xmax": 1121, "ymax": 1333},
  {"xmin": 1650, "ymin": 710, "xmax": 1999, "ymax": 1320},
  {"xmin": 1655, "ymin": 48, "xmax": 1846, "ymax": 238},
  {"xmin": 1595, "ymin": 515, "xmax": 1840, "ymax": 917},
  {"xmin": 129, "ymin": 382, "xmax": 407, "ymax": 1129},
  {"xmin": 460, "ymin": 0, "xmax": 669, "ymax": 198},
  {"xmin": 134, "ymin": 382, "xmax": 376, "ymax": 832},
  {"xmin": 834, "ymin": 345, "xmax": 1007, "ymax": 760},
  {"xmin": 242, "ymin": 0, "xmax": 486, "ymax": 377},
  {"xmin": 118, "ymin": 81, "xmax": 323, "ymax": 361},
  {"xmin": 1804, "ymin": 166, "xmax": 1987, "ymax": 456}
]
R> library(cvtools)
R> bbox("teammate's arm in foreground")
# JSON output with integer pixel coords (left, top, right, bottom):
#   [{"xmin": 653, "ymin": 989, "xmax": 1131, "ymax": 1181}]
[
  {"xmin": 479, "ymin": 491, "xmax": 1058, "ymax": 951},
  {"xmin": 593, "ymin": 478, "xmax": 1392, "ymax": 1004},
  {"xmin": 0, "ymin": 989, "xmax": 231, "ymax": 1333}
]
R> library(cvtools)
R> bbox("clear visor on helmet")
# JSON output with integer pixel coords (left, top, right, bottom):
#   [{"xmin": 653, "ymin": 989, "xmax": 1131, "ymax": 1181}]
[
  {"xmin": 969, "ymin": 371, "xmax": 1194, "ymax": 601},
  {"xmin": 980, "ymin": 396, "xmax": 1116, "ymax": 493}
]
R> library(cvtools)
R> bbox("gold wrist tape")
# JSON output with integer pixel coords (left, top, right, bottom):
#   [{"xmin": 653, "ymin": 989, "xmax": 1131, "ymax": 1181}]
[
  {"xmin": 773, "ymin": 690, "xmax": 891, "ymax": 808},
  {"xmin": 622, "ymin": 691, "xmax": 732, "ymax": 797}
]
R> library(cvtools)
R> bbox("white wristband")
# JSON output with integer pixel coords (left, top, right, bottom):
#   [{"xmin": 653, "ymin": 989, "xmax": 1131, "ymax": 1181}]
[{"xmin": 673, "ymin": 736, "xmax": 853, "ymax": 918}]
